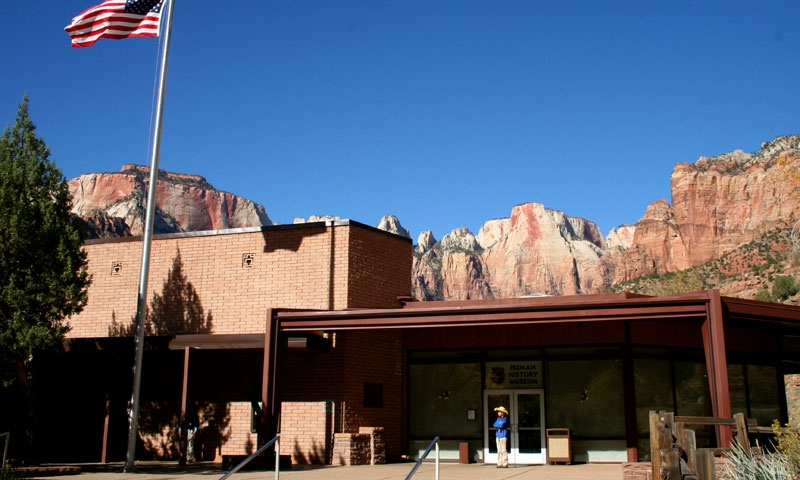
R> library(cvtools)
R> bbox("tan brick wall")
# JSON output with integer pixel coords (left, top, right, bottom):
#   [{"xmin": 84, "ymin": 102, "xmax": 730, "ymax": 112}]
[
  {"xmin": 280, "ymin": 329, "xmax": 405, "ymax": 462},
  {"xmin": 622, "ymin": 458, "xmax": 729, "ymax": 480},
  {"xmin": 342, "ymin": 330, "xmax": 404, "ymax": 460},
  {"xmin": 332, "ymin": 433, "xmax": 371, "ymax": 466},
  {"xmin": 346, "ymin": 227, "xmax": 413, "ymax": 308},
  {"xmin": 68, "ymin": 222, "xmax": 412, "ymax": 338},
  {"xmin": 280, "ymin": 401, "xmax": 334, "ymax": 464},
  {"xmin": 220, "ymin": 402, "xmax": 259, "ymax": 458}
]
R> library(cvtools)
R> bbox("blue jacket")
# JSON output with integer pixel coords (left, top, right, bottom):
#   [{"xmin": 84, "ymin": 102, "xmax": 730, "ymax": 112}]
[{"xmin": 493, "ymin": 415, "xmax": 508, "ymax": 438}]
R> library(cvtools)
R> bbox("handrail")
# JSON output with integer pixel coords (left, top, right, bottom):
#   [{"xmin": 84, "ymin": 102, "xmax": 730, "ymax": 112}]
[
  {"xmin": 1, "ymin": 432, "xmax": 9, "ymax": 469},
  {"xmin": 219, "ymin": 433, "xmax": 280, "ymax": 480},
  {"xmin": 405, "ymin": 436, "xmax": 439, "ymax": 480}
]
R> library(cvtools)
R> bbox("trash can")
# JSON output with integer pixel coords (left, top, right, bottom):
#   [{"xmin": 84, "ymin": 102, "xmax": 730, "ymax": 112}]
[{"xmin": 546, "ymin": 428, "xmax": 572, "ymax": 464}]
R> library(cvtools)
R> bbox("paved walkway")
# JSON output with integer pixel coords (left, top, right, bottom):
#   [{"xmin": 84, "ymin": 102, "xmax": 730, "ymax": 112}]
[{"xmin": 26, "ymin": 462, "xmax": 623, "ymax": 480}]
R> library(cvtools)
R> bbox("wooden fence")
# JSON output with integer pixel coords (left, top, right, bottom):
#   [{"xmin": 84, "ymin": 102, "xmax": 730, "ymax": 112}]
[{"xmin": 649, "ymin": 411, "xmax": 776, "ymax": 480}]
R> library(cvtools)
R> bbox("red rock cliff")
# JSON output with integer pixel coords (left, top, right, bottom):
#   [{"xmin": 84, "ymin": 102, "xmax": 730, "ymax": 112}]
[{"xmin": 69, "ymin": 164, "xmax": 272, "ymax": 237}]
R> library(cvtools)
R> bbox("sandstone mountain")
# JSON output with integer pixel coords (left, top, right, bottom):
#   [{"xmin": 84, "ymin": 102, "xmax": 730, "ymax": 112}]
[
  {"xmin": 412, "ymin": 134, "xmax": 800, "ymax": 301},
  {"xmin": 68, "ymin": 164, "xmax": 272, "ymax": 237},
  {"xmin": 67, "ymin": 135, "xmax": 800, "ymax": 303}
]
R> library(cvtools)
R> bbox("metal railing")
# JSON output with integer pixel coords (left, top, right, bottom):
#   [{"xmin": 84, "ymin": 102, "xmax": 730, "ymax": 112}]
[
  {"xmin": 219, "ymin": 433, "xmax": 280, "ymax": 480},
  {"xmin": 405, "ymin": 436, "xmax": 439, "ymax": 480}
]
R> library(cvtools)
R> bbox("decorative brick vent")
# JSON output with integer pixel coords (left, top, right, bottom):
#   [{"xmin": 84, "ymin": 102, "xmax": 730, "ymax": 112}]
[
  {"xmin": 242, "ymin": 253, "xmax": 255, "ymax": 268},
  {"xmin": 111, "ymin": 261, "xmax": 122, "ymax": 275}
]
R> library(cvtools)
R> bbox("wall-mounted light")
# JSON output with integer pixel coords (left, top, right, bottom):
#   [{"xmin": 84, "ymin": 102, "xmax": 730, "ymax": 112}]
[{"xmin": 438, "ymin": 390, "xmax": 451, "ymax": 399}]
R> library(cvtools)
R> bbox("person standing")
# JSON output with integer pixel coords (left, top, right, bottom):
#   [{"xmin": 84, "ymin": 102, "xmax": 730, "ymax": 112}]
[{"xmin": 493, "ymin": 406, "xmax": 509, "ymax": 468}]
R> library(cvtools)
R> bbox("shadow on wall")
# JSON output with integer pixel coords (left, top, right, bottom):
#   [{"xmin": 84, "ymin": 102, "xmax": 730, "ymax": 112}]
[
  {"xmin": 108, "ymin": 247, "xmax": 214, "ymax": 336},
  {"xmin": 292, "ymin": 438, "xmax": 328, "ymax": 465},
  {"xmin": 106, "ymin": 247, "xmax": 222, "ymax": 460},
  {"xmin": 137, "ymin": 400, "xmax": 231, "ymax": 461},
  {"xmin": 262, "ymin": 223, "xmax": 330, "ymax": 253},
  {"xmin": 192, "ymin": 407, "xmax": 229, "ymax": 462}
]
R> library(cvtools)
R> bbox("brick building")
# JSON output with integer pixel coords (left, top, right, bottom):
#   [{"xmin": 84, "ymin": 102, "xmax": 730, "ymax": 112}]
[
  {"xmin": 37, "ymin": 219, "xmax": 800, "ymax": 467},
  {"xmin": 39, "ymin": 220, "xmax": 411, "ymax": 465}
]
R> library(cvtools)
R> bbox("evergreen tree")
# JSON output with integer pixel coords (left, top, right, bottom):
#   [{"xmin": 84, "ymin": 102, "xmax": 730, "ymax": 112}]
[{"xmin": 0, "ymin": 96, "xmax": 91, "ymax": 459}]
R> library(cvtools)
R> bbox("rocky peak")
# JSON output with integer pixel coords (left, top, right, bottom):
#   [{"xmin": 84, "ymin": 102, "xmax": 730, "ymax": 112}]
[
  {"xmin": 68, "ymin": 165, "xmax": 272, "ymax": 238},
  {"xmin": 415, "ymin": 230, "xmax": 437, "ymax": 255},
  {"xmin": 605, "ymin": 224, "xmax": 635, "ymax": 250},
  {"xmin": 440, "ymin": 227, "xmax": 482, "ymax": 252},
  {"xmin": 377, "ymin": 214, "xmax": 411, "ymax": 238},
  {"xmin": 294, "ymin": 215, "xmax": 341, "ymax": 224}
]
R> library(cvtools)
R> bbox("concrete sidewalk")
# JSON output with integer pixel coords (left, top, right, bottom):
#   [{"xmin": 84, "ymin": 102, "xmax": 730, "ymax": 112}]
[{"xmin": 27, "ymin": 462, "xmax": 624, "ymax": 480}]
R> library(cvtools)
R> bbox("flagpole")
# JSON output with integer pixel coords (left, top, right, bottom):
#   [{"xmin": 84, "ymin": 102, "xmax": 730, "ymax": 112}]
[{"xmin": 125, "ymin": 0, "xmax": 176, "ymax": 472}]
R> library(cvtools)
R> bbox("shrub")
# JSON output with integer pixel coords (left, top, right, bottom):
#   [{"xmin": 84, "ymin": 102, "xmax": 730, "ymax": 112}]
[
  {"xmin": 773, "ymin": 420, "xmax": 800, "ymax": 476},
  {"xmin": 720, "ymin": 440, "xmax": 792, "ymax": 480},
  {"xmin": 754, "ymin": 289, "xmax": 773, "ymax": 303},
  {"xmin": 772, "ymin": 276, "xmax": 799, "ymax": 302}
]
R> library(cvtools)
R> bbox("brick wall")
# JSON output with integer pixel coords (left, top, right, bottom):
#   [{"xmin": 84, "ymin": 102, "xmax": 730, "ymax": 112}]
[
  {"xmin": 342, "ymin": 330, "xmax": 404, "ymax": 460},
  {"xmin": 279, "ymin": 329, "xmax": 405, "ymax": 462},
  {"xmin": 346, "ymin": 226, "xmax": 413, "ymax": 308},
  {"xmin": 332, "ymin": 433, "xmax": 371, "ymax": 465},
  {"xmin": 279, "ymin": 402, "xmax": 334, "ymax": 464},
  {"xmin": 330, "ymin": 427, "xmax": 385, "ymax": 465},
  {"xmin": 622, "ymin": 458, "xmax": 730, "ymax": 480},
  {"xmin": 220, "ymin": 402, "xmax": 258, "ymax": 458},
  {"xmin": 69, "ymin": 222, "xmax": 412, "ymax": 338}
]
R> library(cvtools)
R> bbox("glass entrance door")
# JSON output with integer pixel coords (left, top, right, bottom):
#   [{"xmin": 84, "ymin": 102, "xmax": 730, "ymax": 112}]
[{"xmin": 484, "ymin": 389, "xmax": 545, "ymax": 464}]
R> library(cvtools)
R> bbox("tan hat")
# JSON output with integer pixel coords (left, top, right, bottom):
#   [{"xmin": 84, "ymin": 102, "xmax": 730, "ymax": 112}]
[{"xmin": 494, "ymin": 406, "xmax": 508, "ymax": 414}]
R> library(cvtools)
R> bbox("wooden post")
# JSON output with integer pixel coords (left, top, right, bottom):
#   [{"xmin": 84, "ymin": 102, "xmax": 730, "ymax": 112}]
[
  {"xmin": 733, "ymin": 413, "xmax": 750, "ymax": 456},
  {"xmin": 674, "ymin": 421, "xmax": 685, "ymax": 452},
  {"xmin": 658, "ymin": 419, "xmax": 674, "ymax": 480},
  {"xmin": 695, "ymin": 448, "xmax": 716, "ymax": 480},
  {"xmin": 681, "ymin": 428, "xmax": 697, "ymax": 474},
  {"xmin": 650, "ymin": 411, "xmax": 662, "ymax": 480},
  {"xmin": 663, "ymin": 450, "xmax": 682, "ymax": 480},
  {"xmin": 664, "ymin": 412, "xmax": 675, "ymax": 431}
]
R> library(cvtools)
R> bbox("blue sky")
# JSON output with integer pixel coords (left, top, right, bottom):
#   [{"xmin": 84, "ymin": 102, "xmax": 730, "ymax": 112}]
[{"xmin": 2, "ymin": 1, "xmax": 799, "ymax": 241}]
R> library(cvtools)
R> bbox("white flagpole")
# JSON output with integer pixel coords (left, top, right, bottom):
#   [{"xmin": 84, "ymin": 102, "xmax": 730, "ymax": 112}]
[{"xmin": 125, "ymin": 0, "xmax": 176, "ymax": 472}]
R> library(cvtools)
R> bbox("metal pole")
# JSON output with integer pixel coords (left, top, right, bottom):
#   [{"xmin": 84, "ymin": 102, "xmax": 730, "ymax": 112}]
[
  {"xmin": 275, "ymin": 436, "xmax": 280, "ymax": 480},
  {"xmin": 435, "ymin": 440, "xmax": 439, "ymax": 480},
  {"xmin": 124, "ymin": 0, "xmax": 176, "ymax": 471}
]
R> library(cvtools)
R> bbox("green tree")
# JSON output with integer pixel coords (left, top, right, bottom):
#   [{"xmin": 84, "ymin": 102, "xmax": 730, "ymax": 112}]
[{"xmin": 0, "ymin": 96, "xmax": 91, "ymax": 460}]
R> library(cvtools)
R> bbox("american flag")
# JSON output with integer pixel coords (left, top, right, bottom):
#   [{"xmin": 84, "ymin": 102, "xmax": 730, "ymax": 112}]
[{"xmin": 65, "ymin": 0, "xmax": 164, "ymax": 48}]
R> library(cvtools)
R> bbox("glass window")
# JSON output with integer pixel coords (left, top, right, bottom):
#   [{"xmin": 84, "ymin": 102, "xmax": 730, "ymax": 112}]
[
  {"xmin": 547, "ymin": 359, "xmax": 625, "ymax": 438},
  {"xmin": 674, "ymin": 360, "xmax": 712, "ymax": 417},
  {"xmin": 728, "ymin": 364, "xmax": 748, "ymax": 418},
  {"xmin": 634, "ymin": 359, "xmax": 673, "ymax": 437},
  {"xmin": 674, "ymin": 360, "xmax": 714, "ymax": 447},
  {"xmin": 747, "ymin": 364, "xmax": 779, "ymax": 427},
  {"xmin": 408, "ymin": 363, "xmax": 482, "ymax": 438}
]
